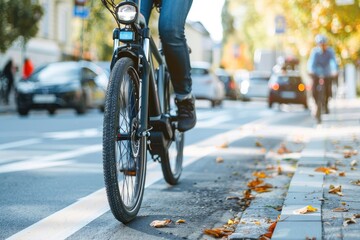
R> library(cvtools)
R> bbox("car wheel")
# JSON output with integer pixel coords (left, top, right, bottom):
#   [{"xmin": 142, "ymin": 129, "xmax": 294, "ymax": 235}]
[
  {"xmin": 48, "ymin": 108, "xmax": 56, "ymax": 115},
  {"xmin": 18, "ymin": 108, "xmax": 29, "ymax": 116},
  {"xmin": 76, "ymin": 94, "xmax": 87, "ymax": 115}
]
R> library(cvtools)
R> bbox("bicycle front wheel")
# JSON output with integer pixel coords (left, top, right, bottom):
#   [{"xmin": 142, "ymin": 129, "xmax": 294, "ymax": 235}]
[
  {"xmin": 160, "ymin": 71, "xmax": 184, "ymax": 185},
  {"xmin": 103, "ymin": 57, "xmax": 147, "ymax": 223}
]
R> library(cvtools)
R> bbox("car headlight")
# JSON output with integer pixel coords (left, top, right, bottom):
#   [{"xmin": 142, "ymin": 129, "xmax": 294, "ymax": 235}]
[
  {"xmin": 240, "ymin": 80, "xmax": 249, "ymax": 94},
  {"xmin": 116, "ymin": 2, "xmax": 138, "ymax": 24},
  {"xmin": 17, "ymin": 82, "xmax": 35, "ymax": 94}
]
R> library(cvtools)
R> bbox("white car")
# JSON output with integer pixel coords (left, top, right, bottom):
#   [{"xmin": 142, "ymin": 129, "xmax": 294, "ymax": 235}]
[
  {"xmin": 236, "ymin": 70, "xmax": 271, "ymax": 101},
  {"xmin": 191, "ymin": 62, "xmax": 225, "ymax": 107}
]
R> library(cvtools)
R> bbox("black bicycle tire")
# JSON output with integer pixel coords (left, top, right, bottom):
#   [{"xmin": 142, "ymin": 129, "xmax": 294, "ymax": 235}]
[
  {"xmin": 160, "ymin": 71, "xmax": 184, "ymax": 185},
  {"xmin": 316, "ymin": 85, "xmax": 324, "ymax": 123},
  {"xmin": 102, "ymin": 57, "xmax": 147, "ymax": 223}
]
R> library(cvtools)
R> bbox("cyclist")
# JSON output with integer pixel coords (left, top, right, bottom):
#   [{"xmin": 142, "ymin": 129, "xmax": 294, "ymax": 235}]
[
  {"xmin": 307, "ymin": 34, "xmax": 338, "ymax": 114},
  {"xmin": 140, "ymin": 0, "xmax": 196, "ymax": 132}
]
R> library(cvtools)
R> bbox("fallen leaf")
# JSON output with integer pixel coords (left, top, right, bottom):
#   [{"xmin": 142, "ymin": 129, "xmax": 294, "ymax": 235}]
[
  {"xmin": 350, "ymin": 160, "xmax": 358, "ymax": 167},
  {"xmin": 255, "ymin": 141, "xmax": 263, "ymax": 147},
  {"xmin": 252, "ymin": 171, "xmax": 269, "ymax": 178},
  {"xmin": 247, "ymin": 178, "xmax": 264, "ymax": 188},
  {"xmin": 243, "ymin": 189, "xmax": 255, "ymax": 200},
  {"xmin": 354, "ymin": 214, "xmax": 360, "ymax": 218},
  {"xmin": 332, "ymin": 207, "xmax": 348, "ymax": 212},
  {"xmin": 294, "ymin": 205, "xmax": 318, "ymax": 214},
  {"xmin": 252, "ymin": 183, "xmax": 273, "ymax": 193},
  {"xmin": 254, "ymin": 221, "xmax": 261, "ymax": 225},
  {"xmin": 176, "ymin": 219, "xmax": 186, "ymax": 224},
  {"xmin": 351, "ymin": 180, "xmax": 360, "ymax": 186},
  {"xmin": 329, "ymin": 185, "xmax": 343, "ymax": 196},
  {"xmin": 343, "ymin": 216, "xmax": 357, "ymax": 226},
  {"xmin": 217, "ymin": 142, "xmax": 228, "ymax": 148},
  {"xmin": 314, "ymin": 166, "xmax": 336, "ymax": 175},
  {"xmin": 344, "ymin": 149, "xmax": 358, "ymax": 158},
  {"xmin": 216, "ymin": 156, "xmax": 224, "ymax": 163},
  {"xmin": 203, "ymin": 228, "xmax": 233, "ymax": 238},
  {"xmin": 339, "ymin": 172, "xmax": 346, "ymax": 177},
  {"xmin": 277, "ymin": 143, "xmax": 292, "ymax": 154},
  {"xmin": 150, "ymin": 219, "xmax": 172, "ymax": 228}
]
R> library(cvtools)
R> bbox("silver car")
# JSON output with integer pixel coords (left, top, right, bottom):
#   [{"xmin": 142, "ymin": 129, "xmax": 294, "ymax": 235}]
[
  {"xmin": 236, "ymin": 70, "xmax": 271, "ymax": 101},
  {"xmin": 191, "ymin": 61, "xmax": 225, "ymax": 107}
]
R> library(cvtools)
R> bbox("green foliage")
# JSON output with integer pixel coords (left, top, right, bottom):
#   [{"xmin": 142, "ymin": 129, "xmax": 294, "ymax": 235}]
[
  {"xmin": 222, "ymin": 0, "xmax": 360, "ymax": 66},
  {"xmin": 0, "ymin": 0, "xmax": 43, "ymax": 53}
]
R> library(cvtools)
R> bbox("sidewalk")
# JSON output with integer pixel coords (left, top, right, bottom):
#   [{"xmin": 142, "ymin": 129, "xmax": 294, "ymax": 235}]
[
  {"xmin": 230, "ymin": 98, "xmax": 360, "ymax": 240},
  {"xmin": 0, "ymin": 91, "xmax": 16, "ymax": 114}
]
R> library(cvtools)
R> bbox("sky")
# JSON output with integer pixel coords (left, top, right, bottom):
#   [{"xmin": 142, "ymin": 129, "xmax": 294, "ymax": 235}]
[{"xmin": 187, "ymin": 0, "xmax": 225, "ymax": 42}]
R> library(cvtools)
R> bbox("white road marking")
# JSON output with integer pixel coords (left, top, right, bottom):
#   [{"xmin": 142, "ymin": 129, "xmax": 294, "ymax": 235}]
[
  {"xmin": 0, "ymin": 145, "xmax": 102, "ymax": 173},
  {"xmin": 0, "ymin": 138, "xmax": 42, "ymax": 150}
]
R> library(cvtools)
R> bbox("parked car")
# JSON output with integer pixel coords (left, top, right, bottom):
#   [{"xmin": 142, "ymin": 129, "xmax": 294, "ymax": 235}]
[
  {"xmin": 236, "ymin": 71, "xmax": 271, "ymax": 101},
  {"xmin": 216, "ymin": 68, "xmax": 240, "ymax": 100},
  {"xmin": 191, "ymin": 62, "xmax": 225, "ymax": 107},
  {"xmin": 15, "ymin": 61, "xmax": 108, "ymax": 116},
  {"xmin": 268, "ymin": 71, "xmax": 308, "ymax": 109}
]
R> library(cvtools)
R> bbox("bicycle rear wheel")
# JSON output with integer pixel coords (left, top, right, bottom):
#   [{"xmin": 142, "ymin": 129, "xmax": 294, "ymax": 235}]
[
  {"xmin": 160, "ymin": 72, "xmax": 184, "ymax": 185},
  {"xmin": 315, "ymin": 85, "xmax": 324, "ymax": 123},
  {"xmin": 103, "ymin": 57, "xmax": 147, "ymax": 223}
]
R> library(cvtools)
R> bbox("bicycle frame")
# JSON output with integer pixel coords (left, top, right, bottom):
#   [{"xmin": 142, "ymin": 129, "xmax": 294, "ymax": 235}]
[{"xmin": 109, "ymin": 1, "xmax": 173, "ymax": 154}]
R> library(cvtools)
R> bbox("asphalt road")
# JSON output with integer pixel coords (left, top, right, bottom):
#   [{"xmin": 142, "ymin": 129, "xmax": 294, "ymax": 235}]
[{"xmin": 0, "ymin": 100, "xmax": 313, "ymax": 240}]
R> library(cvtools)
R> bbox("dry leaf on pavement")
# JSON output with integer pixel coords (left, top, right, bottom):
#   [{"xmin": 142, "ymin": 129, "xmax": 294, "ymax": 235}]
[
  {"xmin": 252, "ymin": 183, "xmax": 273, "ymax": 193},
  {"xmin": 294, "ymin": 205, "xmax": 318, "ymax": 214},
  {"xmin": 252, "ymin": 171, "xmax": 269, "ymax": 178},
  {"xmin": 329, "ymin": 185, "xmax": 343, "ymax": 196},
  {"xmin": 277, "ymin": 143, "xmax": 292, "ymax": 154},
  {"xmin": 343, "ymin": 216, "xmax": 357, "ymax": 226},
  {"xmin": 332, "ymin": 207, "xmax": 348, "ymax": 212},
  {"xmin": 350, "ymin": 160, "xmax": 358, "ymax": 167},
  {"xmin": 314, "ymin": 166, "xmax": 336, "ymax": 175},
  {"xmin": 176, "ymin": 219, "xmax": 186, "ymax": 224},
  {"xmin": 247, "ymin": 178, "xmax": 264, "ymax": 188},
  {"xmin": 203, "ymin": 227, "xmax": 233, "ymax": 238},
  {"xmin": 339, "ymin": 172, "xmax": 346, "ymax": 177},
  {"xmin": 216, "ymin": 156, "xmax": 224, "ymax": 163},
  {"xmin": 255, "ymin": 141, "xmax": 263, "ymax": 147},
  {"xmin": 350, "ymin": 180, "xmax": 360, "ymax": 186},
  {"xmin": 150, "ymin": 219, "xmax": 172, "ymax": 228}
]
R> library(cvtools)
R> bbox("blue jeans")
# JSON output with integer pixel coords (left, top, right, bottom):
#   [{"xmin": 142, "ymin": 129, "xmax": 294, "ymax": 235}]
[{"xmin": 140, "ymin": 0, "xmax": 193, "ymax": 97}]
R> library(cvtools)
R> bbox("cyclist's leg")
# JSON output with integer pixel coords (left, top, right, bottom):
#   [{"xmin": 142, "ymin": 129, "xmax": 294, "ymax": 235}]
[
  {"xmin": 140, "ymin": 0, "xmax": 154, "ymax": 24},
  {"xmin": 312, "ymin": 76, "xmax": 319, "ymax": 103},
  {"xmin": 158, "ymin": 0, "xmax": 193, "ymax": 98},
  {"xmin": 324, "ymin": 77, "xmax": 332, "ymax": 113}
]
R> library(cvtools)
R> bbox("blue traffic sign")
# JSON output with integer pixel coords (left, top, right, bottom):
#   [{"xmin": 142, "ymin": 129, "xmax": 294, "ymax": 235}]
[
  {"xmin": 275, "ymin": 15, "xmax": 286, "ymax": 34},
  {"xmin": 74, "ymin": 6, "xmax": 89, "ymax": 19}
]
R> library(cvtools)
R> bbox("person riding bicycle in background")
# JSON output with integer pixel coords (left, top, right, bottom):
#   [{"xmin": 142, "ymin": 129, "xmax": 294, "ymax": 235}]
[
  {"xmin": 307, "ymin": 34, "xmax": 338, "ymax": 114},
  {"xmin": 140, "ymin": 0, "xmax": 196, "ymax": 132}
]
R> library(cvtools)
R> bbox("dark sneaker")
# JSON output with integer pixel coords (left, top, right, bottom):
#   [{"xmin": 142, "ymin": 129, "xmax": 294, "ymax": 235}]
[
  {"xmin": 119, "ymin": 159, "xmax": 136, "ymax": 176},
  {"xmin": 175, "ymin": 96, "xmax": 196, "ymax": 132},
  {"xmin": 325, "ymin": 106, "xmax": 330, "ymax": 114}
]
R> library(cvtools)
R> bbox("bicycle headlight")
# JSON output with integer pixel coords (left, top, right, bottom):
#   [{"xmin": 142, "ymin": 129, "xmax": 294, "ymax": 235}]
[{"xmin": 116, "ymin": 2, "xmax": 138, "ymax": 24}]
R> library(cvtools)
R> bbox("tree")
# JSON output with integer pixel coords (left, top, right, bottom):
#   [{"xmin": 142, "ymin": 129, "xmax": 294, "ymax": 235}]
[
  {"xmin": 0, "ymin": 0, "xmax": 43, "ymax": 53},
  {"xmin": 221, "ymin": 0, "xmax": 360, "ymax": 70}
]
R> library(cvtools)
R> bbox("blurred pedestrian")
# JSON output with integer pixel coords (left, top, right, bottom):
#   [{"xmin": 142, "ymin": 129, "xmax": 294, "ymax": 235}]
[
  {"xmin": 23, "ymin": 57, "xmax": 34, "ymax": 79},
  {"xmin": 307, "ymin": 34, "xmax": 338, "ymax": 114},
  {"xmin": 2, "ymin": 59, "xmax": 16, "ymax": 105}
]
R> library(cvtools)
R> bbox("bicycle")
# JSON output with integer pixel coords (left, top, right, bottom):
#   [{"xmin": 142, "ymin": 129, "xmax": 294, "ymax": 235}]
[
  {"xmin": 315, "ymin": 76, "xmax": 325, "ymax": 124},
  {"xmin": 101, "ymin": 0, "xmax": 185, "ymax": 223}
]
